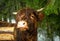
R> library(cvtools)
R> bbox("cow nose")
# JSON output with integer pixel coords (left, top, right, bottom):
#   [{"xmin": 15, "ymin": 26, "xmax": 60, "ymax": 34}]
[
  {"xmin": 23, "ymin": 22, "xmax": 25, "ymax": 25},
  {"xmin": 17, "ymin": 21, "xmax": 27, "ymax": 28}
]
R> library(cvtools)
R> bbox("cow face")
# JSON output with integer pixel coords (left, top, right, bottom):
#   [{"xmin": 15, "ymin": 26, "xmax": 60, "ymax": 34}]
[{"xmin": 16, "ymin": 8, "xmax": 39, "ymax": 31}]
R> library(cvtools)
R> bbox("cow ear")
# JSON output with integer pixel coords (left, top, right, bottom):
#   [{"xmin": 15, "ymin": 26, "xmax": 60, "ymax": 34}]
[
  {"xmin": 37, "ymin": 8, "xmax": 45, "ymax": 21},
  {"xmin": 37, "ymin": 12, "xmax": 44, "ymax": 21}
]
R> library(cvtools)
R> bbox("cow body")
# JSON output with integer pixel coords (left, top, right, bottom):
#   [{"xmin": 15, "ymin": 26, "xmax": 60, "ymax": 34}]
[{"xmin": 15, "ymin": 8, "xmax": 39, "ymax": 41}]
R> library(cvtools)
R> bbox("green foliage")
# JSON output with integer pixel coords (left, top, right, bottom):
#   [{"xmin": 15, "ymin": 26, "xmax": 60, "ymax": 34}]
[
  {"xmin": 44, "ymin": 0, "xmax": 59, "ymax": 15},
  {"xmin": 0, "ymin": 0, "xmax": 48, "ymax": 21},
  {"xmin": 0, "ymin": 0, "xmax": 59, "ymax": 17}
]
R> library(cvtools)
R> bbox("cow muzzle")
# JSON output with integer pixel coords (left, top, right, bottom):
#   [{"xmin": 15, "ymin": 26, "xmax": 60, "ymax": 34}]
[{"xmin": 17, "ymin": 20, "xmax": 28, "ymax": 31}]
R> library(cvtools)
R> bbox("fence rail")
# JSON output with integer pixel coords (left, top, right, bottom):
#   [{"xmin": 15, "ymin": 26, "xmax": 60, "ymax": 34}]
[{"xmin": 0, "ymin": 27, "xmax": 15, "ymax": 40}]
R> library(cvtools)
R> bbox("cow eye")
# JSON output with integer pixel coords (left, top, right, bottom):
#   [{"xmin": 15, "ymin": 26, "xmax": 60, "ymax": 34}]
[
  {"xmin": 31, "ymin": 15, "xmax": 34, "ymax": 18},
  {"xmin": 30, "ymin": 15, "xmax": 35, "ymax": 19}
]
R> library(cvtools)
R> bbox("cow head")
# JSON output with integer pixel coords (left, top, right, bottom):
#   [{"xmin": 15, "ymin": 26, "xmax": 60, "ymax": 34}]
[{"xmin": 15, "ymin": 8, "xmax": 44, "ymax": 31}]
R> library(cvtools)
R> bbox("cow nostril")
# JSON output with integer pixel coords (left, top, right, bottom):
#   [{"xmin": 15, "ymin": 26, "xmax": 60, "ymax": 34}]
[{"xmin": 23, "ymin": 23, "xmax": 25, "ymax": 25}]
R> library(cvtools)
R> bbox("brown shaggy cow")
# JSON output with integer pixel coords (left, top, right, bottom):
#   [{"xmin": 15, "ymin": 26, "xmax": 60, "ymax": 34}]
[{"xmin": 15, "ymin": 8, "xmax": 44, "ymax": 41}]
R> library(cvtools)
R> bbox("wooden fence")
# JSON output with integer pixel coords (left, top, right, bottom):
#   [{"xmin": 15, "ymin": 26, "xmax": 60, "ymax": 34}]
[{"xmin": 0, "ymin": 27, "xmax": 15, "ymax": 40}]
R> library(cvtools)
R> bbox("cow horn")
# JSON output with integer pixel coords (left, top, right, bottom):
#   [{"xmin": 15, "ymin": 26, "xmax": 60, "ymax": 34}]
[
  {"xmin": 37, "ymin": 8, "xmax": 44, "ymax": 12},
  {"xmin": 12, "ymin": 12, "xmax": 17, "ymax": 15},
  {"xmin": 12, "ymin": 8, "xmax": 44, "ymax": 15}
]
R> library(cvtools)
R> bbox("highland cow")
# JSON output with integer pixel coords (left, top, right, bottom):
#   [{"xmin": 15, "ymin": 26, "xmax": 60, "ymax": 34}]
[{"xmin": 15, "ymin": 8, "xmax": 44, "ymax": 41}]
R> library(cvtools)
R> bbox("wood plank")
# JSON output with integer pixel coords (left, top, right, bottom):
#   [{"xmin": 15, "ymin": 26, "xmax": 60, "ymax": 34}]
[
  {"xmin": 0, "ymin": 34, "xmax": 14, "ymax": 40},
  {"xmin": 0, "ymin": 21, "xmax": 16, "ymax": 27},
  {"xmin": 0, "ymin": 27, "xmax": 15, "ymax": 40},
  {"xmin": 0, "ymin": 27, "xmax": 14, "ymax": 32}
]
